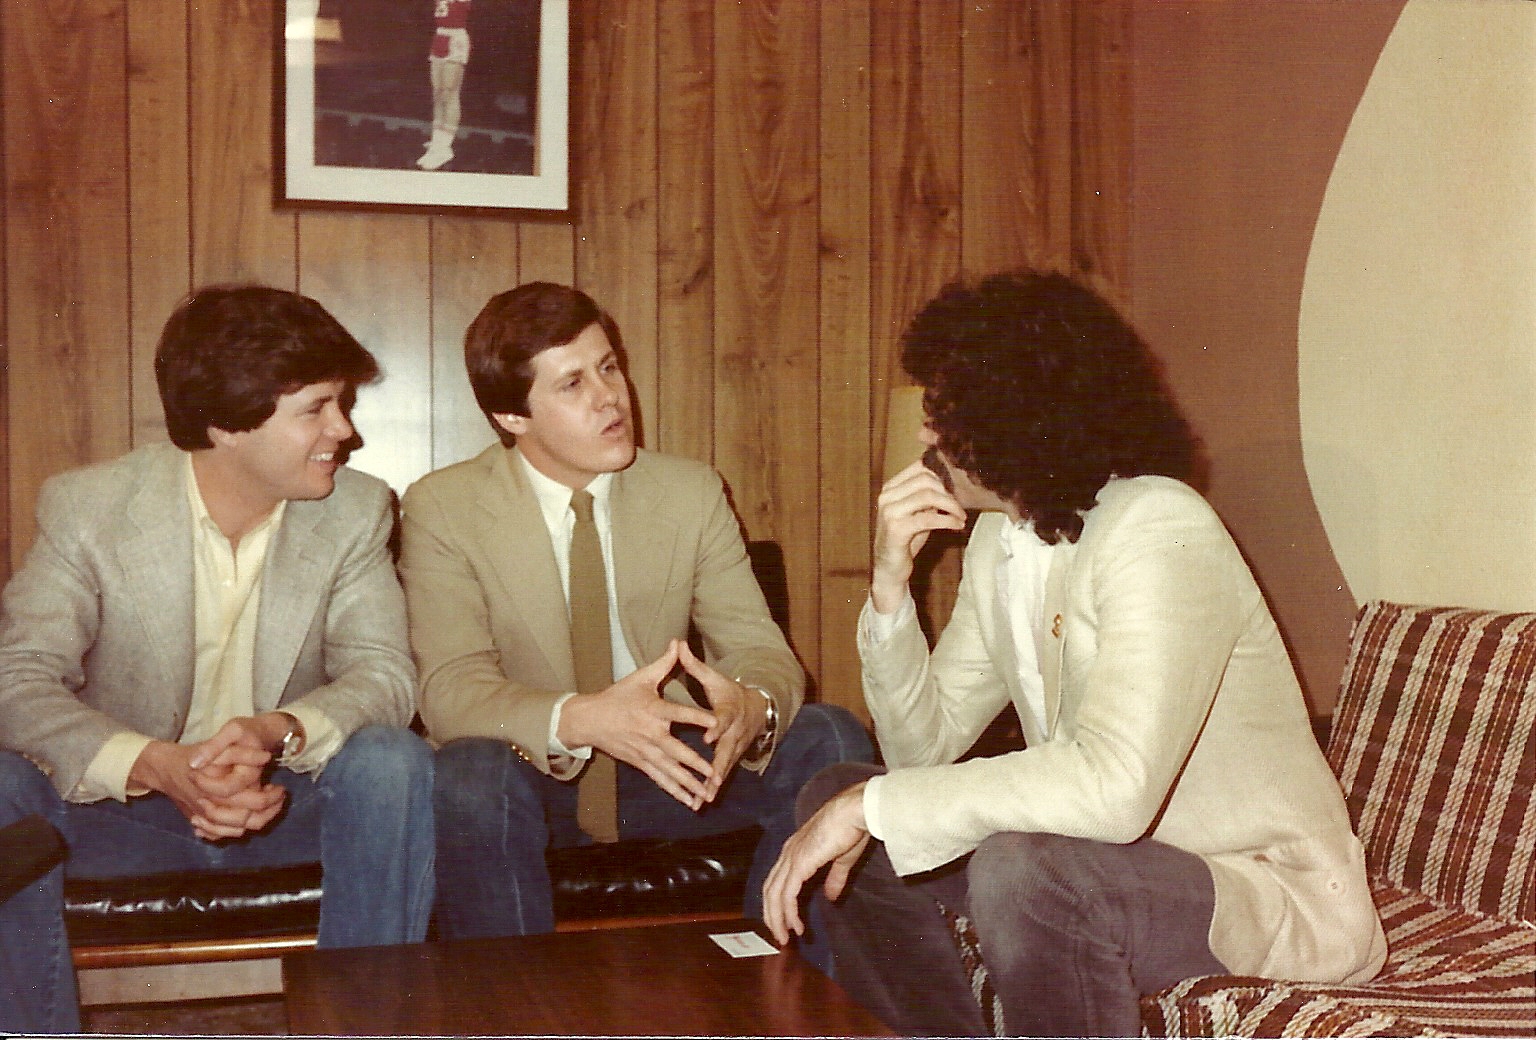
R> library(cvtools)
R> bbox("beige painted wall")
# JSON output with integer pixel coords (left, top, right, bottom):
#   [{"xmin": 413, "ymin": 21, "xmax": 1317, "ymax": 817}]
[{"xmin": 1301, "ymin": 0, "xmax": 1536, "ymax": 613}]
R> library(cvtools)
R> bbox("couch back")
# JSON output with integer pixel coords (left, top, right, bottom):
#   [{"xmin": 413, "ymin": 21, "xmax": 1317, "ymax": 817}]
[{"xmin": 1327, "ymin": 601, "xmax": 1536, "ymax": 925}]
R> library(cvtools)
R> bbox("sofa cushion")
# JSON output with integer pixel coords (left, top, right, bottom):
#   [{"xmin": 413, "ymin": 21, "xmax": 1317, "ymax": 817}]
[
  {"xmin": 1328, "ymin": 602, "xmax": 1536, "ymax": 925},
  {"xmin": 1140, "ymin": 881, "xmax": 1536, "ymax": 1037}
]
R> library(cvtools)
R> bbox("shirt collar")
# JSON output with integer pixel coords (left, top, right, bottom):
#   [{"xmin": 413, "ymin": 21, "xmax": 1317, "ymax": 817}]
[
  {"xmin": 996, "ymin": 514, "xmax": 1047, "ymax": 559},
  {"xmin": 513, "ymin": 447, "xmax": 616, "ymax": 525}
]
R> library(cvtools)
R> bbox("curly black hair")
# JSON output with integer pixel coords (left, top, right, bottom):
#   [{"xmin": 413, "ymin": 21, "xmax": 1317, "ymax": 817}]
[{"xmin": 902, "ymin": 270, "xmax": 1199, "ymax": 544}]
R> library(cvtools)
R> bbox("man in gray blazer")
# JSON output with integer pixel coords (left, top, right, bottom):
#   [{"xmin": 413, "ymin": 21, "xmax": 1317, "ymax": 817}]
[
  {"xmin": 763, "ymin": 271, "xmax": 1385, "ymax": 1037},
  {"xmin": 0, "ymin": 286, "xmax": 434, "ymax": 1034}
]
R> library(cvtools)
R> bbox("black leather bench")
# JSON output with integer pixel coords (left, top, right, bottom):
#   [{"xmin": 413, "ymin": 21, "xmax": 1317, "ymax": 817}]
[{"xmin": 66, "ymin": 826, "xmax": 761, "ymax": 969}]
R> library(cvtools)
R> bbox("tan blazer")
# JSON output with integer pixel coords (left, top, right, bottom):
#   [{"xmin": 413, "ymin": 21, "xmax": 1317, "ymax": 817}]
[
  {"xmin": 0, "ymin": 443, "xmax": 417, "ymax": 797},
  {"xmin": 863, "ymin": 476, "xmax": 1387, "ymax": 984},
  {"xmin": 399, "ymin": 445, "xmax": 805, "ymax": 773}
]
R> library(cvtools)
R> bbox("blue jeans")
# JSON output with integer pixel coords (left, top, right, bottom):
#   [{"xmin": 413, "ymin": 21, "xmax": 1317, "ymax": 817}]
[
  {"xmin": 0, "ymin": 725, "xmax": 435, "ymax": 1034},
  {"xmin": 434, "ymin": 703, "xmax": 871, "ymax": 971}
]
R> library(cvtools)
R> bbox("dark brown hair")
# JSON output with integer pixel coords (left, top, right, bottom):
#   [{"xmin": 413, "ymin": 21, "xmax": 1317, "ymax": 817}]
[
  {"xmin": 463, "ymin": 282, "xmax": 621, "ymax": 446},
  {"xmin": 155, "ymin": 285, "xmax": 378, "ymax": 451}
]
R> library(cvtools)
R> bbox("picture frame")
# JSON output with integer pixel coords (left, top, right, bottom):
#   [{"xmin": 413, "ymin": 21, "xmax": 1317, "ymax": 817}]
[{"xmin": 280, "ymin": 0, "xmax": 568, "ymax": 213}]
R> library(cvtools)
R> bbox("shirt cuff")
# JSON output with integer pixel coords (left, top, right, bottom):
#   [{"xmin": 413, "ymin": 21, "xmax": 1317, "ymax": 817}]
[
  {"xmin": 75, "ymin": 731, "xmax": 155, "ymax": 803},
  {"xmin": 862, "ymin": 773, "xmax": 887, "ymax": 841},
  {"xmin": 859, "ymin": 590, "xmax": 917, "ymax": 647},
  {"xmin": 548, "ymin": 691, "xmax": 592, "ymax": 779},
  {"xmin": 280, "ymin": 705, "xmax": 341, "ymax": 775}
]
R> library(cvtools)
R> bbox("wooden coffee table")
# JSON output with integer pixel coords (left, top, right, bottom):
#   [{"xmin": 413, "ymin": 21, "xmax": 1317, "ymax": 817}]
[{"xmin": 282, "ymin": 919, "xmax": 895, "ymax": 1036}]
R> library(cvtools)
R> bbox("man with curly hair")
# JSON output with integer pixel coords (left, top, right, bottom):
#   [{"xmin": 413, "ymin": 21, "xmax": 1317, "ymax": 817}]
[{"xmin": 762, "ymin": 270, "xmax": 1386, "ymax": 1036}]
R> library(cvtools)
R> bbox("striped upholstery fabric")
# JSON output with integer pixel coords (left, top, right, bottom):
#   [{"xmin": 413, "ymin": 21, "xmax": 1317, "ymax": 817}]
[
  {"xmin": 940, "ymin": 903, "xmax": 1006, "ymax": 1036},
  {"xmin": 1143, "ymin": 601, "xmax": 1536, "ymax": 1037},
  {"xmin": 1328, "ymin": 603, "xmax": 1536, "ymax": 922},
  {"xmin": 1144, "ymin": 883, "xmax": 1536, "ymax": 1036}
]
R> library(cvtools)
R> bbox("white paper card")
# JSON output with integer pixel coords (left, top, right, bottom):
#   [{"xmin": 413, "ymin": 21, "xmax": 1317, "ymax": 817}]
[{"xmin": 709, "ymin": 930, "xmax": 779, "ymax": 958}]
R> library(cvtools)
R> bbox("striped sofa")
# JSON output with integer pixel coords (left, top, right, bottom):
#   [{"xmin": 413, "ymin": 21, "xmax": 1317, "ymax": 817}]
[{"xmin": 954, "ymin": 601, "xmax": 1536, "ymax": 1036}]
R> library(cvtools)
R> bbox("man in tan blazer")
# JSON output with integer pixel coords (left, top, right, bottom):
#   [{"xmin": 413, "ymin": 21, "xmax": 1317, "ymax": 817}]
[
  {"xmin": 0, "ymin": 287, "xmax": 434, "ymax": 1034},
  {"xmin": 401, "ymin": 282, "xmax": 869, "ymax": 970},
  {"xmin": 763, "ymin": 271, "xmax": 1386, "ymax": 1036}
]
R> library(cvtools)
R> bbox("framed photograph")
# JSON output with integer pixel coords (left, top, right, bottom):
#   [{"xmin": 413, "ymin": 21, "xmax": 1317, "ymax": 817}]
[{"xmin": 280, "ymin": 0, "xmax": 568, "ymax": 213}]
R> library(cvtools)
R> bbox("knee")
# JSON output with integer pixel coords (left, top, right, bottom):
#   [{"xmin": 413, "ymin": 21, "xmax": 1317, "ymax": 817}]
[
  {"xmin": 967, "ymin": 832, "xmax": 1113, "ymax": 936},
  {"xmin": 325, "ymin": 725, "xmax": 432, "ymax": 799},
  {"xmin": 433, "ymin": 738, "xmax": 540, "ymax": 819},
  {"xmin": 781, "ymin": 703, "xmax": 873, "ymax": 769},
  {"xmin": 793, "ymin": 761, "xmax": 882, "ymax": 827},
  {"xmin": 0, "ymin": 752, "xmax": 60, "ymax": 822}
]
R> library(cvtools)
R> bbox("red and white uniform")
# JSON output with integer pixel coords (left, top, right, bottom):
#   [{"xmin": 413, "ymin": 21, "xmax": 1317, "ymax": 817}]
[{"xmin": 430, "ymin": 0, "xmax": 471, "ymax": 63}]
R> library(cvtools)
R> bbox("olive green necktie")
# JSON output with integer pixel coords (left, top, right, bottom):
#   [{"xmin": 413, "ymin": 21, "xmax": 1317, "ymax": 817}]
[{"xmin": 569, "ymin": 490, "xmax": 619, "ymax": 842}]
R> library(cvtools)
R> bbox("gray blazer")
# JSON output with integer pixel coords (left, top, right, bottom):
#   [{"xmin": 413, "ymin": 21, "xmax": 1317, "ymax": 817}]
[{"xmin": 0, "ymin": 443, "xmax": 416, "ymax": 797}]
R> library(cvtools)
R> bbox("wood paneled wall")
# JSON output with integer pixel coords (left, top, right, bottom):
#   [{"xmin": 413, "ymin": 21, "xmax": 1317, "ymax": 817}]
[{"xmin": 1, "ymin": 0, "xmax": 1129, "ymax": 718}]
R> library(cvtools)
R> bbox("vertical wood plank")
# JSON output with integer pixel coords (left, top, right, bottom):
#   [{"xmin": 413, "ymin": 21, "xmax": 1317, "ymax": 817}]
[
  {"xmin": 517, "ymin": 220, "xmax": 576, "ymax": 288},
  {"xmin": 571, "ymin": 0, "xmax": 660, "ymax": 447},
  {"xmin": 127, "ymin": 0, "xmax": 192, "ymax": 447},
  {"xmin": 961, "ymin": 0, "xmax": 1073, "ymax": 275},
  {"xmin": 871, "ymin": 0, "xmax": 964, "ymax": 640},
  {"xmin": 817, "ymin": 0, "xmax": 873, "ymax": 717},
  {"xmin": 3, "ymin": 0, "xmax": 132, "ymax": 569},
  {"xmin": 298, "ymin": 213, "xmax": 433, "ymax": 495},
  {"xmin": 1071, "ymin": 0, "xmax": 1133, "ymax": 303},
  {"xmin": 429, "ymin": 218, "xmax": 520, "ymax": 469},
  {"xmin": 714, "ymin": 0, "xmax": 823, "ymax": 680},
  {"xmin": 190, "ymin": 0, "xmax": 297, "ymax": 288},
  {"xmin": 656, "ymin": 0, "xmax": 715, "ymax": 464}
]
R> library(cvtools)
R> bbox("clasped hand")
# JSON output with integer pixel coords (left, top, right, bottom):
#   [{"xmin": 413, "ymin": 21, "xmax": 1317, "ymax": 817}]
[
  {"xmin": 130, "ymin": 715, "xmax": 290, "ymax": 842},
  {"xmin": 558, "ymin": 639, "xmax": 768, "ymax": 811}
]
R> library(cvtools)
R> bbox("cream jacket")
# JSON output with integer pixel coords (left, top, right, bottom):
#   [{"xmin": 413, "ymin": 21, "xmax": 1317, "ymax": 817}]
[{"xmin": 862, "ymin": 476, "xmax": 1386, "ymax": 984}]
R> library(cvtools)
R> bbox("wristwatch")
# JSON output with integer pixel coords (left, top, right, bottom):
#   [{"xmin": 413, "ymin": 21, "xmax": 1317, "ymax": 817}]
[
  {"xmin": 743, "ymin": 688, "xmax": 778, "ymax": 764},
  {"xmin": 276, "ymin": 714, "xmax": 305, "ymax": 760}
]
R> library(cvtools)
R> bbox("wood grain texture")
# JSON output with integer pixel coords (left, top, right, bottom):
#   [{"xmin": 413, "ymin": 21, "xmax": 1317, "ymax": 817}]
[
  {"xmin": 126, "ymin": 0, "xmax": 192, "ymax": 449},
  {"xmin": 516, "ymin": 220, "xmax": 577, "ymax": 288},
  {"xmin": 871, "ymin": 0, "xmax": 965, "ymax": 638},
  {"xmin": 428, "ymin": 218, "xmax": 520, "ymax": 470},
  {"xmin": 190, "ymin": 0, "xmax": 296, "ymax": 288},
  {"xmin": 1071, "ymin": 0, "xmax": 1132, "ymax": 302},
  {"xmin": 817, "ymin": 0, "xmax": 874, "ymax": 717},
  {"xmin": 961, "ymin": 0, "xmax": 1073, "ymax": 276},
  {"xmin": 3, "ymin": 0, "xmax": 132, "ymax": 569},
  {"xmin": 298, "ymin": 212, "xmax": 433, "ymax": 495},
  {"xmin": 715, "ymin": 0, "xmax": 823, "ymax": 679},
  {"xmin": 656, "ymin": 0, "xmax": 715, "ymax": 464},
  {"xmin": 572, "ymin": 0, "xmax": 660, "ymax": 448}
]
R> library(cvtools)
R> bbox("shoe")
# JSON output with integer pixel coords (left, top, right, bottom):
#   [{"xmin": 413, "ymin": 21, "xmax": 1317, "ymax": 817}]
[
  {"xmin": 416, "ymin": 130, "xmax": 455, "ymax": 170},
  {"xmin": 417, "ymin": 145, "xmax": 453, "ymax": 170}
]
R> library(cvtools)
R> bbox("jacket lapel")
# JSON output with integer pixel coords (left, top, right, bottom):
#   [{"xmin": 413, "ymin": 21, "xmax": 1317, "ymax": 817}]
[
  {"xmin": 1036, "ymin": 540, "xmax": 1073, "ymax": 736},
  {"xmin": 609, "ymin": 457, "xmax": 680, "ymax": 659},
  {"xmin": 117, "ymin": 447, "xmax": 196, "ymax": 696},
  {"xmin": 484, "ymin": 449, "xmax": 576, "ymax": 686},
  {"xmin": 253, "ymin": 501, "xmax": 332, "ymax": 708}
]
